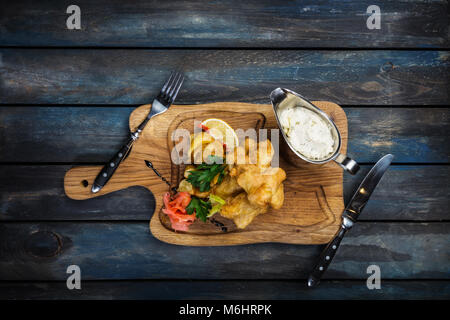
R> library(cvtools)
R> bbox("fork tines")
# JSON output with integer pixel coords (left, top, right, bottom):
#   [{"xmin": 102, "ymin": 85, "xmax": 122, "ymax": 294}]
[{"xmin": 157, "ymin": 71, "xmax": 184, "ymax": 106}]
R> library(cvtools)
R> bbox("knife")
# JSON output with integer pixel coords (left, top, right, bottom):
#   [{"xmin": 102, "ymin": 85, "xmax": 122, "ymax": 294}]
[
  {"xmin": 307, "ymin": 154, "xmax": 394, "ymax": 287},
  {"xmin": 91, "ymin": 71, "xmax": 184, "ymax": 193}
]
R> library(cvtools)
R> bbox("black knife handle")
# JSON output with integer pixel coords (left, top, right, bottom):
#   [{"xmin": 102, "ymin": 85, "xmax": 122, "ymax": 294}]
[
  {"xmin": 307, "ymin": 225, "xmax": 348, "ymax": 287},
  {"xmin": 91, "ymin": 136, "xmax": 135, "ymax": 193}
]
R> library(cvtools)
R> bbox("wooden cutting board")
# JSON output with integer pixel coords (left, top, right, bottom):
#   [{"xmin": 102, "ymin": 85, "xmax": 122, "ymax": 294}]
[{"xmin": 64, "ymin": 101, "xmax": 347, "ymax": 246}]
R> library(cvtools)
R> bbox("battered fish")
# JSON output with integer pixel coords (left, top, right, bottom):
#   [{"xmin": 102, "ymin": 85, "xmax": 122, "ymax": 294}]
[
  {"xmin": 212, "ymin": 174, "xmax": 243, "ymax": 200},
  {"xmin": 220, "ymin": 138, "xmax": 286, "ymax": 228},
  {"xmin": 220, "ymin": 192, "xmax": 268, "ymax": 229}
]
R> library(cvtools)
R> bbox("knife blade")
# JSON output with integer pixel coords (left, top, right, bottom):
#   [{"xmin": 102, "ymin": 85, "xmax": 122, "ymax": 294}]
[
  {"xmin": 91, "ymin": 71, "xmax": 184, "ymax": 193},
  {"xmin": 307, "ymin": 154, "xmax": 394, "ymax": 287}
]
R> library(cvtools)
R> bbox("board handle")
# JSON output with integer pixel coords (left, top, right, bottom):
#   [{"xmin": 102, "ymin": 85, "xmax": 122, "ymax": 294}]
[
  {"xmin": 63, "ymin": 160, "xmax": 169, "ymax": 200},
  {"xmin": 64, "ymin": 165, "xmax": 124, "ymax": 200}
]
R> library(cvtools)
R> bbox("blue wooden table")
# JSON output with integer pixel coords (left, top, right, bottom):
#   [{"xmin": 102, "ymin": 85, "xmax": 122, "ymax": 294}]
[{"xmin": 0, "ymin": 1, "xmax": 449, "ymax": 300}]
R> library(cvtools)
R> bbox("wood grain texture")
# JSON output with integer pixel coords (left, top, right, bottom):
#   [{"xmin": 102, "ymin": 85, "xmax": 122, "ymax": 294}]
[
  {"xmin": 64, "ymin": 101, "xmax": 347, "ymax": 245},
  {"xmin": 0, "ymin": 222, "xmax": 448, "ymax": 280},
  {"xmin": 0, "ymin": 1, "xmax": 448, "ymax": 48},
  {"xmin": 0, "ymin": 280, "xmax": 448, "ymax": 300},
  {"xmin": 1, "ymin": 106, "xmax": 448, "ymax": 163},
  {"xmin": 2, "ymin": 165, "xmax": 447, "ymax": 221},
  {"xmin": 0, "ymin": 0, "xmax": 448, "ymax": 300},
  {"xmin": 0, "ymin": 49, "xmax": 449, "ymax": 105}
]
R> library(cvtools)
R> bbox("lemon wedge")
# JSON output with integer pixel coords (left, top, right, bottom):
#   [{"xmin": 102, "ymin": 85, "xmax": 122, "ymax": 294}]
[
  {"xmin": 189, "ymin": 132, "xmax": 214, "ymax": 155},
  {"xmin": 201, "ymin": 118, "xmax": 239, "ymax": 149}
]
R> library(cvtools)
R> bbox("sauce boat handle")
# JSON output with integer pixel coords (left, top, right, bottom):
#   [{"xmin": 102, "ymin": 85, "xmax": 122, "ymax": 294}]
[{"xmin": 334, "ymin": 153, "xmax": 360, "ymax": 175}]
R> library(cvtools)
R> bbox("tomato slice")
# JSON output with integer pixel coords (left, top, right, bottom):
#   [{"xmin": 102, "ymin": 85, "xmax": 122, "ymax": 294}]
[{"xmin": 197, "ymin": 123, "xmax": 210, "ymax": 132}]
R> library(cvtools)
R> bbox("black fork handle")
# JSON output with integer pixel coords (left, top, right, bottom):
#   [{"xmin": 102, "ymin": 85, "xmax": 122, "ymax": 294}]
[{"xmin": 91, "ymin": 136, "xmax": 134, "ymax": 193}]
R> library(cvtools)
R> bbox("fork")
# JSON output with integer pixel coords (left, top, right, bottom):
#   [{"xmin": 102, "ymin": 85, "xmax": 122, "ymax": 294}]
[{"xmin": 91, "ymin": 71, "xmax": 185, "ymax": 193}]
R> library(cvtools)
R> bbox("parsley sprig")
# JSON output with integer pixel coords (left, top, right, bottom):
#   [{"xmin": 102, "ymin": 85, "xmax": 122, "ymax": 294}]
[
  {"xmin": 186, "ymin": 196, "xmax": 212, "ymax": 222},
  {"xmin": 186, "ymin": 156, "xmax": 227, "ymax": 192}
]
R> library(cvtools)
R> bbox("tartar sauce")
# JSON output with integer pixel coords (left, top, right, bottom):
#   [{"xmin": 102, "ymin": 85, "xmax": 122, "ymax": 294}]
[{"xmin": 278, "ymin": 106, "xmax": 335, "ymax": 160}]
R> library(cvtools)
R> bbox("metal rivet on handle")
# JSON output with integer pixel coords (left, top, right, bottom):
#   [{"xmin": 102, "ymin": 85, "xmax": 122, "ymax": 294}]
[{"xmin": 326, "ymin": 256, "xmax": 330, "ymax": 260}]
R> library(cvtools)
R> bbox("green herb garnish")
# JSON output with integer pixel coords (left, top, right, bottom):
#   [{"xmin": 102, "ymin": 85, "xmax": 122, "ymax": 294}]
[
  {"xmin": 186, "ymin": 155, "xmax": 227, "ymax": 192},
  {"xmin": 186, "ymin": 196, "xmax": 212, "ymax": 222}
]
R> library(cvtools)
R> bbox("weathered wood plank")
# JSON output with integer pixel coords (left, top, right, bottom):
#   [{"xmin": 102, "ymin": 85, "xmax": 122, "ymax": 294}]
[
  {"xmin": 0, "ymin": 50, "xmax": 448, "ymax": 105},
  {"xmin": 0, "ymin": 1, "xmax": 448, "ymax": 48},
  {"xmin": 0, "ymin": 165, "xmax": 448, "ymax": 221},
  {"xmin": 346, "ymin": 108, "xmax": 449, "ymax": 163},
  {"xmin": 344, "ymin": 165, "xmax": 450, "ymax": 221},
  {"xmin": 0, "ymin": 222, "xmax": 448, "ymax": 280},
  {"xmin": 0, "ymin": 280, "xmax": 448, "ymax": 300},
  {"xmin": 0, "ymin": 107, "xmax": 448, "ymax": 163}
]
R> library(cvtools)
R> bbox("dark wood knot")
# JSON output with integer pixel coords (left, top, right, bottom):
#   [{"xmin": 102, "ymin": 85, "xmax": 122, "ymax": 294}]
[
  {"xmin": 380, "ymin": 61, "xmax": 394, "ymax": 72},
  {"xmin": 24, "ymin": 230, "xmax": 62, "ymax": 258}
]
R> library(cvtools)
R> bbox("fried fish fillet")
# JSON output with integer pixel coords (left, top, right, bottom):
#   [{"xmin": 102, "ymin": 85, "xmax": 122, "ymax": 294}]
[
  {"xmin": 234, "ymin": 166, "xmax": 286, "ymax": 208},
  {"xmin": 220, "ymin": 192, "xmax": 268, "ymax": 229},
  {"xmin": 178, "ymin": 179, "xmax": 210, "ymax": 198},
  {"xmin": 219, "ymin": 138, "xmax": 286, "ymax": 228},
  {"xmin": 212, "ymin": 174, "xmax": 243, "ymax": 200},
  {"xmin": 230, "ymin": 138, "xmax": 286, "ymax": 208}
]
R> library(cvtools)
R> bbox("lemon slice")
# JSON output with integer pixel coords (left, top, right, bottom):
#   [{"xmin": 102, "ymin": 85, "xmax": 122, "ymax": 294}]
[{"xmin": 201, "ymin": 118, "xmax": 239, "ymax": 149}]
